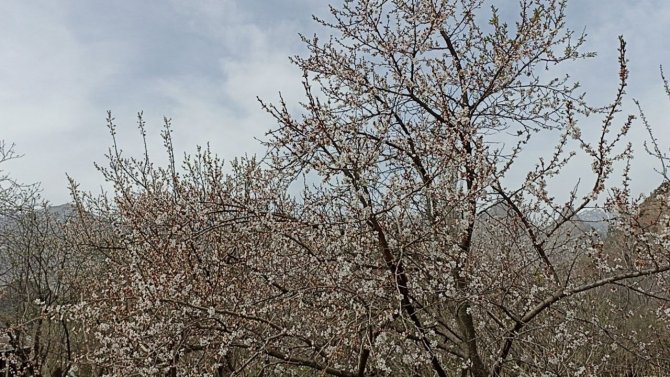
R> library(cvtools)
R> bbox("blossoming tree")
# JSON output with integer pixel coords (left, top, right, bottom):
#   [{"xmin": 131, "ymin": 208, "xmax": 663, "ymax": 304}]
[{"xmin": 63, "ymin": 0, "xmax": 670, "ymax": 376}]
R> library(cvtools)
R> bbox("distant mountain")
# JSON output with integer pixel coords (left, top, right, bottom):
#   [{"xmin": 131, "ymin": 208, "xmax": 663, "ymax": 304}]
[
  {"xmin": 45, "ymin": 203, "xmax": 76, "ymax": 220},
  {"xmin": 637, "ymin": 181, "xmax": 670, "ymax": 231},
  {"xmin": 575, "ymin": 208, "xmax": 611, "ymax": 237},
  {"xmin": 479, "ymin": 199, "xmax": 612, "ymax": 238},
  {"xmin": 478, "ymin": 200, "xmax": 513, "ymax": 220},
  {"xmin": 601, "ymin": 181, "xmax": 670, "ymax": 269}
]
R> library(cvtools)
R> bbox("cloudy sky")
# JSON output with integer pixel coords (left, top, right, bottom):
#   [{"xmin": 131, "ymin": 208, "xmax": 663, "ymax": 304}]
[{"xmin": 1, "ymin": 0, "xmax": 669, "ymax": 204}]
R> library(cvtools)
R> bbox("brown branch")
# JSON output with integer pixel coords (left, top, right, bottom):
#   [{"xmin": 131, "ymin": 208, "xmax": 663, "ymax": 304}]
[{"xmin": 490, "ymin": 263, "xmax": 670, "ymax": 376}]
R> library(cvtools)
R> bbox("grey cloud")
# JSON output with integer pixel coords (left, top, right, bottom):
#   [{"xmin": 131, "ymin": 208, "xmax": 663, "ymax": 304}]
[{"xmin": 0, "ymin": 0, "xmax": 668, "ymax": 204}]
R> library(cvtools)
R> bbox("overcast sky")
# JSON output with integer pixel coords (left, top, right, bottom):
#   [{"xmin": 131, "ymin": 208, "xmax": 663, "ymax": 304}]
[{"xmin": 1, "ymin": 0, "xmax": 669, "ymax": 204}]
